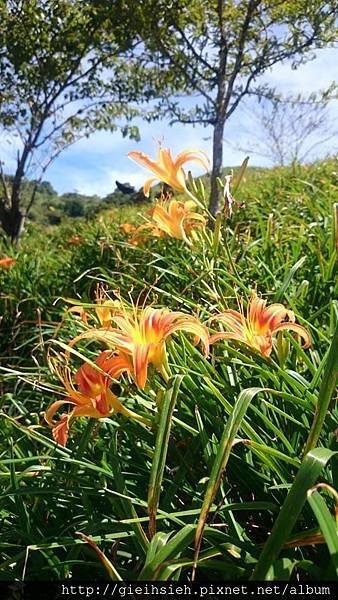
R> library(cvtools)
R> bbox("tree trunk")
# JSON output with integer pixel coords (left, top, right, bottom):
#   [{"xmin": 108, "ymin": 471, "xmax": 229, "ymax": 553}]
[
  {"xmin": 209, "ymin": 117, "xmax": 225, "ymax": 216},
  {"xmin": 0, "ymin": 203, "xmax": 26, "ymax": 244}
]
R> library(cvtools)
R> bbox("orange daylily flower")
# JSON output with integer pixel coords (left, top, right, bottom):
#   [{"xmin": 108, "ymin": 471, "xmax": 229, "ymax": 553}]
[
  {"xmin": 119, "ymin": 221, "xmax": 165, "ymax": 246},
  {"xmin": 69, "ymin": 302, "xmax": 209, "ymax": 389},
  {"xmin": 0, "ymin": 256, "xmax": 16, "ymax": 269},
  {"xmin": 45, "ymin": 350, "xmax": 143, "ymax": 446},
  {"xmin": 68, "ymin": 235, "xmax": 83, "ymax": 246},
  {"xmin": 91, "ymin": 285, "xmax": 120, "ymax": 328},
  {"xmin": 129, "ymin": 222, "xmax": 165, "ymax": 246},
  {"xmin": 149, "ymin": 198, "xmax": 206, "ymax": 243},
  {"xmin": 120, "ymin": 223, "xmax": 137, "ymax": 235},
  {"xmin": 128, "ymin": 146, "xmax": 209, "ymax": 197},
  {"xmin": 210, "ymin": 294, "xmax": 311, "ymax": 357}
]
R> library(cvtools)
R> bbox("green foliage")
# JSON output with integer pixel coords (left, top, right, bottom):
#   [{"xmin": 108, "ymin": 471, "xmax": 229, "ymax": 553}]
[
  {"xmin": 0, "ymin": 158, "xmax": 337, "ymax": 581},
  {"xmin": 145, "ymin": 0, "xmax": 337, "ymax": 126},
  {"xmin": 0, "ymin": 1, "xmax": 160, "ymax": 239},
  {"xmin": 0, "ymin": 177, "xmax": 145, "ymax": 227}
]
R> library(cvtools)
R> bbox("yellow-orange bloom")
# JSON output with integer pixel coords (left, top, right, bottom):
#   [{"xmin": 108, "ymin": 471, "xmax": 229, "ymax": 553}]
[
  {"xmin": 70, "ymin": 303, "xmax": 209, "ymax": 389},
  {"xmin": 0, "ymin": 256, "xmax": 16, "ymax": 269},
  {"xmin": 210, "ymin": 294, "xmax": 311, "ymax": 357},
  {"xmin": 120, "ymin": 223, "xmax": 137, "ymax": 235},
  {"xmin": 128, "ymin": 146, "xmax": 209, "ymax": 197},
  {"xmin": 68, "ymin": 289, "xmax": 120, "ymax": 329},
  {"xmin": 150, "ymin": 198, "xmax": 206, "ymax": 243},
  {"xmin": 128, "ymin": 222, "xmax": 165, "ymax": 246},
  {"xmin": 45, "ymin": 351, "xmax": 137, "ymax": 446},
  {"xmin": 94, "ymin": 288, "xmax": 120, "ymax": 328}
]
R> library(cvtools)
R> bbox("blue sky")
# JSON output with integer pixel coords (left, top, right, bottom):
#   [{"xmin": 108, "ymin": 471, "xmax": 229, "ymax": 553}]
[{"xmin": 3, "ymin": 48, "xmax": 338, "ymax": 197}]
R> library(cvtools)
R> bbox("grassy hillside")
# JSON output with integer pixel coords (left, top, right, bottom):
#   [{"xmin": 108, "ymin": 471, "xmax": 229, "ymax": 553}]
[{"xmin": 0, "ymin": 158, "xmax": 337, "ymax": 581}]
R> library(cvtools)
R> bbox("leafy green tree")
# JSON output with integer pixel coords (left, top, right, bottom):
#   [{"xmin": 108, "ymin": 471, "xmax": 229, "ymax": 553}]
[
  {"xmin": 62, "ymin": 197, "xmax": 86, "ymax": 218},
  {"xmin": 144, "ymin": 0, "xmax": 337, "ymax": 214},
  {"xmin": 0, "ymin": 0, "xmax": 155, "ymax": 242}
]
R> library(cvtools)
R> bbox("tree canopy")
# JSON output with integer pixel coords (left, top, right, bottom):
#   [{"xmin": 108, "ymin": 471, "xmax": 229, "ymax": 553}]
[
  {"xmin": 0, "ymin": 0, "xmax": 158, "ymax": 240},
  {"xmin": 142, "ymin": 0, "xmax": 338, "ymax": 212}
]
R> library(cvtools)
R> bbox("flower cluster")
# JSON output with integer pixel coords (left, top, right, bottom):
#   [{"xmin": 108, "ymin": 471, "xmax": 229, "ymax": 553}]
[
  {"xmin": 120, "ymin": 146, "xmax": 210, "ymax": 245},
  {"xmin": 46, "ymin": 290, "xmax": 310, "ymax": 446},
  {"xmin": 45, "ymin": 144, "xmax": 311, "ymax": 447},
  {"xmin": 46, "ymin": 293, "xmax": 209, "ymax": 445}
]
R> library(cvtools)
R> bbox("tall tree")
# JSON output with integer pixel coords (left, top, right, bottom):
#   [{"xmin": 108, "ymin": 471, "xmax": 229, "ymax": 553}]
[
  {"xmin": 0, "ymin": 0, "xmax": 156, "ymax": 242},
  {"xmin": 144, "ymin": 0, "xmax": 338, "ymax": 214}
]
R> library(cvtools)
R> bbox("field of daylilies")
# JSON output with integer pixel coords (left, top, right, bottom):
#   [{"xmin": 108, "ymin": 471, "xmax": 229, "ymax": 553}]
[{"xmin": 0, "ymin": 148, "xmax": 337, "ymax": 582}]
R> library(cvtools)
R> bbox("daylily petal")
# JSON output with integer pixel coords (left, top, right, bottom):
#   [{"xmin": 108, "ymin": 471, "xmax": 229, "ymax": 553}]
[
  {"xmin": 149, "ymin": 198, "xmax": 205, "ymax": 242},
  {"xmin": 92, "ymin": 392, "xmax": 110, "ymax": 415},
  {"xmin": 0, "ymin": 256, "xmax": 16, "ymax": 269},
  {"xmin": 158, "ymin": 148, "xmax": 175, "ymax": 172},
  {"xmin": 261, "ymin": 304, "xmax": 295, "ymax": 332},
  {"xmin": 52, "ymin": 414, "xmax": 70, "ymax": 446},
  {"xmin": 143, "ymin": 177, "xmax": 158, "ymax": 197},
  {"xmin": 128, "ymin": 151, "xmax": 167, "ymax": 180},
  {"xmin": 45, "ymin": 399, "xmax": 75, "ymax": 426},
  {"xmin": 174, "ymin": 149, "xmax": 210, "ymax": 172},
  {"xmin": 273, "ymin": 322, "xmax": 311, "ymax": 348},
  {"xmin": 209, "ymin": 331, "xmax": 245, "ymax": 345},
  {"xmin": 128, "ymin": 146, "xmax": 209, "ymax": 196},
  {"xmin": 133, "ymin": 344, "xmax": 150, "ymax": 389}
]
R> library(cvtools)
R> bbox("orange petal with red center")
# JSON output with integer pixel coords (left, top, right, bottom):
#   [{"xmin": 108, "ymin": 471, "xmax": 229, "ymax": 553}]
[
  {"xmin": 262, "ymin": 304, "xmax": 295, "ymax": 331},
  {"xmin": 97, "ymin": 351, "xmax": 133, "ymax": 379},
  {"xmin": 75, "ymin": 361, "xmax": 102, "ymax": 397},
  {"xmin": 133, "ymin": 344, "xmax": 150, "ymax": 389},
  {"xmin": 165, "ymin": 317, "xmax": 210, "ymax": 356},
  {"xmin": 212, "ymin": 309, "xmax": 246, "ymax": 335},
  {"xmin": 209, "ymin": 331, "xmax": 245, "ymax": 345},
  {"xmin": 254, "ymin": 333, "xmax": 273, "ymax": 357},
  {"xmin": 248, "ymin": 295, "xmax": 267, "ymax": 328}
]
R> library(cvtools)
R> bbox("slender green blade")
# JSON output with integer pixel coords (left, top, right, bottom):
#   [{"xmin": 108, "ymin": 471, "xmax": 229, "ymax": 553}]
[
  {"xmin": 147, "ymin": 375, "xmax": 183, "ymax": 538},
  {"xmin": 304, "ymin": 326, "xmax": 338, "ymax": 455},
  {"xmin": 194, "ymin": 387, "xmax": 267, "ymax": 572},
  {"xmin": 251, "ymin": 448, "xmax": 336, "ymax": 580},
  {"xmin": 307, "ymin": 490, "xmax": 338, "ymax": 576},
  {"xmin": 138, "ymin": 525, "xmax": 195, "ymax": 580}
]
